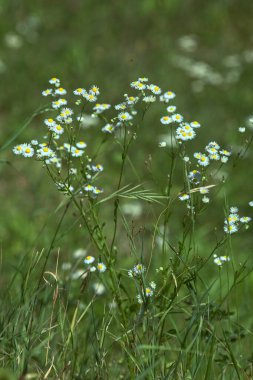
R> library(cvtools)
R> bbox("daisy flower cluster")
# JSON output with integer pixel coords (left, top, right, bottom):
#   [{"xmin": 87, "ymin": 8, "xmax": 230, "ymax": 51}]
[
  {"xmin": 224, "ymin": 207, "xmax": 252, "ymax": 234},
  {"xmin": 127, "ymin": 263, "xmax": 156, "ymax": 303},
  {"xmin": 213, "ymin": 254, "xmax": 231, "ymax": 267},
  {"xmin": 13, "ymin": 77, "xmax": 106, "ymax": 198},
  {"xmin": 84, "ymin": 255, "xmax": 107, "ymax": 273},
  {"xmin": 193, "ymin": 141, "xmax": 231, "ymax": 167}
]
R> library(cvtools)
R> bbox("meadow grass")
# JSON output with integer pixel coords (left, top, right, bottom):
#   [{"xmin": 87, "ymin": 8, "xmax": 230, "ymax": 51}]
[{"xmin": 0, "ymin": 76, "xmax": 253, "ymax": 379}]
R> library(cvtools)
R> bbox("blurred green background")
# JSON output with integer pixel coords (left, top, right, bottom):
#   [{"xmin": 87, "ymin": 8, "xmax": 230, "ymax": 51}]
[{"xmin": 1, "ymin": 0, "xmax": 253, "ymax": 286}]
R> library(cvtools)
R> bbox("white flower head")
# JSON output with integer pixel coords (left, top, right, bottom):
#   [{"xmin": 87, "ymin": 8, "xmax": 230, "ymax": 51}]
[{"xmin": 84, "ymin": 255, "xmax": 95, "ymax": 264}]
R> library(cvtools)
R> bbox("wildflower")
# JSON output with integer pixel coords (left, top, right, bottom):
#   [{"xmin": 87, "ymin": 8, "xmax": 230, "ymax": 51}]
[
  {"xmin": 124, "ymin": 95, "xmax": 139, "ymax": 105},
  {"xmin": 55, "ymin": 87, "xmax": 67, "ymax": 95},
  {"xmin": 73, "ymin": 88, "xmax": 86, "ymax": 96},
  {"xmin": 221, "ymin": 156, "xmax": 229, "ymax": 163},
  {"xmin": 142, "ymin": 95, "xmax": 156, "ymax": 103},
  {"xmin": 71, "ymin": 148, "xmax": 84, "ymax": 157},
  {"xmin": 84, "ymin": 184, "xmax": 95, "ymax": 192},
  {"xmin": 198, "ymin": 154, "xmax": 210, "ymax": 167},
  {"xmin": 44, "ymin": 118, "xmax": 56, "ymax": 127},
  {"xmin": 89, "ymin": 85, "xmax": 100, "ymax": 95},
  {"xmin": 240, "ymin": 216, "xmax": 252, "ymax": 223},
  {"xmin": 190, "ymin": 121, "xmax": 201, "ymax": 128},
  {"xmin": 52, "ymin": 100, "xmax": 62, "ymax": 109},
  {"xmin": 206, "ymin": 146, "xmax": 218, "ymax": 154},
  {"xmin": 85, "ymin": 92, "xmax": 97, "ymax": 102},
  {"xmin": 249, "ymin": 201, "xmax": 253, "ymax": 207},
  {"xmin": 115, "ymin": 103, "xmax": 127, "ymax": 110},
  {"xmin": 50, "ymin": 124, "xmax": 64, "ymax": 135},
  {"xmin": 102, "ymin": 124, "xmax": 115, "ymax": 133},
  {"xmin": 31, "ymin": 140, "xmax": 38, "ymax": 145},
  {"xmin": 220, "ymin": 149, "xmax": 231, "ymax": 156},
  {"xmin": 93, "ymin": 103, "xmax": 111, "ymax": 114},
  {"xmin": 163, "ymin": 91, "xmax": 176, "ymax": 101},
  {"xmin": 92, "ymin": 164, "xmax": 103, "ymax": 172},
  {"xmin": 202, "ymin": 196, "xmax": 210, "ymax": 203},
  {"xmin": 167, "ymin": 105, "xmax": 176, "ymax": 113},
  {"xmin": 160, "ymin": 116, "xmax": 172, "ymax": 125},
  {"xmin": 49, "ymin": 77, "xmax": 60, "ymax": 86},
  {"xmin": 97, "ymin": 262, "xmax": 106, "ymax": 273},
  {"xmin": 183, "ymin": 156, "xmax": 190, "ymax": 162},
  {"xmin": 176, "ymin": 126, "xmax": 196, "ymax": 141},
  {"xmin": 209, "ymin": 153, "xmax": 220, "ymax": 161},
  {"xmin": 145, "ymin": 287, "xmax": 154, "ymax": 297},
  {"xmin": 149, "ymin": 84, "xmax": 162, "ymax": 95},
  {"xmin": 76, "ymin": 141, "xmax": 87, "ymax": 149},
  {"xmin": 84, "ymin": 255, "xmax": 95, "ymax": 264},
  {"xmin": 130, "ymin": 81, "xmax": 146, "ymax": 90},
  {"xmin": 133, "ymin": 263, "xmax": 146, "ymax": 275},
  {"xmin": 179, "ymin": 193, "xmax": 190, "ymax": 201},
  {"xmin": 37, "ymin": 147, "xmax": 54, "ymax": 158},
  {"xmin": 230, "ymin": 206, "xmax": 238, "ymax": 213},
  {"xmin": 213, "ymin": 254, "xmax": 230, "ymax": 266},
  {"xmin": 224, "ymin": 224, "xmax": 238, "ymax": 234},
  {"xmin": 118, "ymin": 112, "xmax": 132, "ymax": 122},
  {"xmin": 238, "ymin": 127, "xmax": 246, "ymax": 133},
  {"xmin": 199, "ymin": 187, "xmax": 209, "ymax": 194},
  {"xmin": 13, "ymin": 144, "xmax": 25, "ymax": 155},
  {"xmin": 92, "ymin": 187, "xmax": 103, "ymax": 195},
  {"xmin": 61, "ymin": 107, "xmax": 73, "ymax": 116},
  {"xmin": 194, "ymin": 152, "xmax": 202, "ymax": 159},
  {"xmin": 207, "ymin": 141, "xmax": 220, "ymax": 149},
  {"xmin": 172, "ymin": 113, "xmax": 183, "ymax": 123},
  {"xmin": 42, "ymin": 89, "xmax": 52, "ymax": 96},
  {"xmin": 22, "ymin": 145, "xmax": 34, "ymax": 157},
  {"xmin": 158, "ymin": 141, "xmax": 167, "ymax": 147},
  {"xmin": 138, "ymin": 77, "xmax": 149, "ymax": 82},
  {"xmin": 90, "ymin": 266, "xmax": 96, "ymax": 272},
  {"xmin": 150, "ymin": 281, "xmax": 156, "ymax": 289}
]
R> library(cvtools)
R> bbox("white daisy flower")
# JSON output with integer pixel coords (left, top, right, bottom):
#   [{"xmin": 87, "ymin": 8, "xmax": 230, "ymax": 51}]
[
  {"xmin": 209, "ymin": 153, "xmax": 220, "ymax": 161},
  {"xmin": 118, "ymin": 112, "xmax": 132, "ymax": 122},
  {"xmin": 172, "ymin": 113, "xmax": 183, "ymax": 123},
  {"xmin": 84, "ymin": 184, "xmax": 95, "ymax": 192},
  {"xmin": 240, "ymin": 216, "xmax": 251, "ymax": 223},
  {"xmin": 92, "ymin": 187, "xmax": 103, "ymax": 195},
  {"xmin": 91, "ymin": 164, "xmax": 103, "ymax": 172},
  {"xmin": 55, "ymin": 87, "xmax": 67, "ymax": 95},
  {"xmin": 160, "ymin": 116, "xmax": 172, "ymax": 125},
  {"xmin": 202, "ymin": 196, "xmax": 210, "ymax": 203},
  {"xmin": 22, "ymin": 145, "xmax": 34, "ymax": 157},
  {"xmin": 49, "ymin": 77, "xmax": 60, "ymax": 86},
  {"xmin": 149, "ymin": 84, "xmax": 162, "ymax": 95},
  {"xmin": 73, "ymin": 88, "xmax": 86, "ymax": 96},
  {"xmin": 44, "ymin": 118, "xmax": 56, "ymax": 127},
  {"xmin": 198, "ymin": 154, "xmax": 210, "ymax": 166},
  {"xmin": 31, "ymin": 140, "xmax": 38, "ymax": 145},
  {"xmin": 115, "ymin": 103, "xmax": 127, "ymax": 110},
  {"xmin": 90, "ymin": 85, "xmax": 100, "ymax": 95},
  {"xmin": 221, "ymin": 156, "xmax": 229, "ymax": 163},
  {"xmin": 42, "ymin": 89, "xmax": 52, "ymax": 96},
  {"xmin": 167, "ymin": 105, "xmax": 176, "ymax": 113},
  {"xmin": 84, "ymin": 255, "xmax": 95, "ymax": 264},
  {"xmin": 249, "ymin": 201, "xmax": 253, "ymax": 207},
  {"xmin": 85, "ymin": 93, "xmax": 97, "ymax": 102},
  {"xmin": 97, "ymin": 262, "xmax": 106, "ymax": 273},
  {"xmin": 238, "ymin": 127, "xmax": 245, "ymax": 133},
  {"xmin": 163, "ymin": 91, "xmax": 176, "ymax": 101},
  {"xmin": 50, "ymin": 124, "xmax": 64, "ymax": 135},
  {"xmin": 179, "ymin": 193, "xmax": 190, "ymax": 201},
  {"xmin": 71, "ymin": 148, "xmax": 84, "ymax": 157},
  {"xmin": 37, "ymin": 147, "xmax": 54, "ymax": 158},
  {"xmin": 190, "ymin": 121, "xmax": 201, "ymax": 128},
  {"xmin": 102, "ymin": 124, "xmax": 115, "ymax": 133},
  {"xmin": 142, "ymin": 95, "xmax": 156, "ymax": 103},
  {"xmin": 145, "ymin": 287, "xmax": 154, "ymax": 297},
  {"xmin": 76, "ymin": 141, "xmax": 87, "ymax": 149},
  {"xmin": 13, "ymin": 144, "xmax": 25, "ymax": 155},
  {"xmin": 133, "ymin": 264, "xmax": 146, "ymax": 275},
  {"xmin": 219, "ymin": 149, "xmax": 231, "ymax": 156}
]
